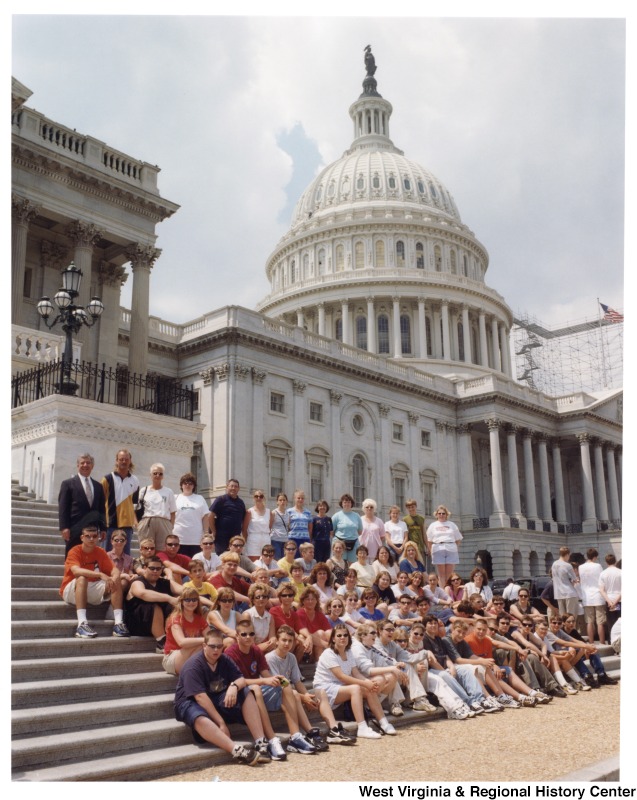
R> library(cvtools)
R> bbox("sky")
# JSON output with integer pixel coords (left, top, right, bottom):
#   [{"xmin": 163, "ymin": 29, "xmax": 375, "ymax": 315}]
[{"xmin": 10, "ymin": 10, "xmax": 628, "ymax": 331}]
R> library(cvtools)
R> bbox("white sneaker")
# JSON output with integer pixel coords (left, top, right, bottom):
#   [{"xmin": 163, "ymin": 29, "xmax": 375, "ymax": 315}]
[
  {"xmin": 497, "ymin": 694, "xmax": 521, "ymax": 708},
  {"xmin": 447, "ymin": 705, "xmax": 475, "ymax": 720},
  {"xmin": 470, "ymin": 701, "xmax": 486, "ymax": 715},
  {"xmin": 564, "ymin": 683, "xmax": 578, "ymax": 695},
  {"xmin": 380, "ymin": 721, "xmax": 397, "ymax": 735},
  {"xmin": 481, "ymin": 697, "xmax": 503, "ymax": 713},
  {"xmin": 390, "ymin": 703, "xmax": 404, "ymax": 717},
  {"xmin": 576, "ymin": 681, "xmax": 592, "ymax": 692},
  {"xmin": 357, "ymin": 724, "xmax": 382, "ymax": 739},
  {"xmin": 412, "ymin": 697, "xmax": 437, "ymax": 713},
  {"xmin": 268, "ymin": 736, "xmax": 287, "ymax": 761}
]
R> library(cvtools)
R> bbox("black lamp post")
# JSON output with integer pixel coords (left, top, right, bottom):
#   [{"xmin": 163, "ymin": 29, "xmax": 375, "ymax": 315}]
[{"xmin": 37, "ymin": 262, "xmax": 104, "ymax": 395}]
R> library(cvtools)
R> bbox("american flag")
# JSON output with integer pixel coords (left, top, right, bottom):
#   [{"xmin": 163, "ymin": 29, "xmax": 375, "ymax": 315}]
[{"xmin": 599, "ymin": 302, "xmax": 624, "ymax": 323}]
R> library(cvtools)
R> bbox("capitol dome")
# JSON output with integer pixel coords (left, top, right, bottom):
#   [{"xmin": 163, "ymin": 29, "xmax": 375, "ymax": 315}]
[{"xmin": 257, "ymin": 51, "xmax": 513, "ymax": 380}]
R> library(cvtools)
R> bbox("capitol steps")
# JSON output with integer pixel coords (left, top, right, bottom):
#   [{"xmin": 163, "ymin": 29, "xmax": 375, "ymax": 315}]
[{"xmin": 10, "ymin": 479, "xmax": 621, "ymax": 781}]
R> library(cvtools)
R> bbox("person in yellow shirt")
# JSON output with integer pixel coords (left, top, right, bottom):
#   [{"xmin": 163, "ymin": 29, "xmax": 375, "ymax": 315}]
[{"xmin": 182, "ymin": 560, "xmax": 218, "ymax": 613}]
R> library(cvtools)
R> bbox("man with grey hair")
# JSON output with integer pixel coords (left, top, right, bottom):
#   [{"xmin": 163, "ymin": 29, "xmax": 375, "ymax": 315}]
[{"xmin": 58, "ymin": 453, "xmax": 105, "ymax": 555}]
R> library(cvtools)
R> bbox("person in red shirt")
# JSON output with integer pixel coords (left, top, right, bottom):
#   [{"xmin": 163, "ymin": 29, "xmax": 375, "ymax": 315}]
[
  {"xmin": 162, "ymin": 587, "xmax": 209, "ymax": 676},
  {"xmin": 60, "ymin": 524, "xmax": 129, "ymax": 639},
  {"xmin": 296, "ymin": 586, "xmax": 331, "ymax": 661},
  {"xmin": 270, "ymin": 583, "xmax": 313, "ymax": 662},
  {"xmin": 225, "ymin": 620, "xmax": 316, "ymax": 758},
  {"xmin": 464, "ymin": 618, "xmax": 537, "ymax": 708},
  {"xmin": 157, "ymin": 534, "xmax": 191, "ymax": 581},
  {"xmin": 210, "ymin": 551, "xmax": 251, "ymax": 610}
]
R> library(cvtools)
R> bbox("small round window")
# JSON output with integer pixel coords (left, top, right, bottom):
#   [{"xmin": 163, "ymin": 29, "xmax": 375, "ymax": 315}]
[{"xmin": 352, "ymin": 414, "xmax": 364, "ymax": 433}]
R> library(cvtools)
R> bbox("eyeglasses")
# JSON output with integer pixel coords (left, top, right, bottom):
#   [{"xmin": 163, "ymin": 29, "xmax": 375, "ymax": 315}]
[
  {"xmin": 219, "ymin": 598, "xmax": 234, "ymax": 603},
  {"xmin": 112, "ymin": 538, "xmax": 126, "ymax": 543},
  {"xmin": 182, "ymin": 479, "xmax": 194, "ymax": 485},
  {"xmin": 331, "ymin": 605, "xmax": 344, "ymax": 610},
  {"xmin": 254, "ymin": 494, "xmax": 264, "ymax": 499},
  {"xmin": 206, "ymin": 644, "xmax": 223, "ymax": 650},
  {"xmin": 412, "ymin": 632, "xmax": 424, "ymax": 637},
  {"xmin": 399, "ymin": 599, "xmax": 410, "ymax": 604},
  {"xmin": 334, "ymin": 633, "xmax": 349, "ymax": 639},
  {"xmin": 521, "ymin": 622, "xmax": 534, "ymax": 628},
  {"xmin": 202, "ymin": 541, "xmax": 214, "ymax": 546},
  {"xmin": 165, "ymin": 542, "xmax": 179, "ymax": 548},
  {"xmin": 253, "ymin": 595, "xmax": 267, "ymax": 601},
  {"xmin": 493, "ymin": 601, "xmax": 504, "ymax": 605},
  {"xmin": 183, "ymin": 598, "xmax": 199, "ymax": 604},
  {"xmin": 451, "ymin": 578, "xmax": 461, "ymax": 583},
  {"xmin": 394, "ymin": 638, "xmax": 407, "ymax": 644},
  {"xmin": 152, "ymin": 472, "xmax": 164, "ymax": 476},
  {"xmin": 436, "ymin": 512, "xmax": 447, "ymax": 516},
  {"xmin": 280, "ymin": 593, "xmax": 295, "ymax": 599},
  {"xmin": 147, "ymin": 566, "xmax": 162, "ymax": 572},
  {"xmin": 518, "ymin": 594, "xmax": 529, "ymax": 598},
  {"xmin": 141, "ymin": 546, "xmax": 155, "ymax": 551},
  {"xmin": 285, "ymin": 547, "xmax": 296, "ymax": 552},
  {"xmin": 239, "ymin": 632, "xmax": 256, "ymax": 638},
  {"xmin": 263, "ymin": 551, "xmax": 275, "ymax": 555},
  {"xmin": 230, "ymin": 543, "xmax": 243, "ymax": 548}
]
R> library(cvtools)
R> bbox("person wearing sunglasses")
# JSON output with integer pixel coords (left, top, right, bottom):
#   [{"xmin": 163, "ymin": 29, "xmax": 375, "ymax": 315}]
[
  {"xmin": 243, "ymin": 582, "xmax": 276, "ymax": 653},
  {"xmin": 509, "ymin": 589, "xmax": 545, "ymax": 624},
  {"xmin": 60, "ymin": 524, "xmax": 129, "ymax": 639},
  {"xmin": 173, "ymin": 627, "xmax": 268, "ymax": 767},
  {"xmin": 192, "ymin": 535, "xmax": 221, "ymax": 581},
  {"xmin": 426, "ymin": 505, "xmax": 463, "ymax": 586},
  {"xmin": 135, "ymin": 463, "xmax": 177, "ymax": 553},
  {"xmin": 225, "ymin": 620, "xmax": 308, "ymax": 759},
  {"xmin": 269, "ymin": 583, "xmax": 313, "ymax": 662},
  {"xmin": 125, "ymin": 556, "xmax": 183, "ymax": 651},
  {"xmin": 107, "ymin": 528, "xmax": 135, "ymax": 593},
  {"xmin": 162, "ymin": 588, "xmax": 209, "ymax": 676},
  {"xmin": 243, "ymin": 490, "xmax": 275, "ymax": 561}
]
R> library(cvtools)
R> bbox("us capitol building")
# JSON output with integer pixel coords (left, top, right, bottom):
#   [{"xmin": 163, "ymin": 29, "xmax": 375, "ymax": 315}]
[{"xmin": 11, "ymin": 52, "xmax": 622, "ymax": 578}]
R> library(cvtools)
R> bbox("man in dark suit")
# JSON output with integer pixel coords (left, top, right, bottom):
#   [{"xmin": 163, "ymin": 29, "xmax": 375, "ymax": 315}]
[{"xmin": 58, "ymin": 453, "xmax": 106, "ymax": 555}]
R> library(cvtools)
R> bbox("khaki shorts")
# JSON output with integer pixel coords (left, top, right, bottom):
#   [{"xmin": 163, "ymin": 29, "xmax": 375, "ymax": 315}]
[
  {"xmin": 584, "ymin": 605, "xmax": 607, "ymax": 625},
  {"xmin": 63, "ymin": 578, "xmax": 110, "ymax": 606},
  {"xmin": 162, "ymin": 650, "xmax": 179, "ymax": 675}
]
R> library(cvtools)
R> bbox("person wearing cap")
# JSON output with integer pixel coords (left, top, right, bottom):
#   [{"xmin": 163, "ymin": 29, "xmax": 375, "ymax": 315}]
[{"xmin": 60, "ymin": 524, "xmax": 129, "ymax": 639}]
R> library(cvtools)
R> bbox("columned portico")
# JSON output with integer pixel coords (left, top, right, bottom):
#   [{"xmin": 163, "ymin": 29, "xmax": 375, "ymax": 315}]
[
  {"xmin": 537, "ymin": 436, "xmax": 556, "ymax": 531},
  {"xmin": 66, "ymin": 219, "xmax": 104, "ymax": 362},
  {"xmin": 478, "ymin": 312, "xmax": 488, "ymax": 367},
  {"xmin": 551, "ymin": 439, "xmax": 567, "ymax": 526},
  {"xmin": 12, "ymin": 196, "xmax": 40, "ymax": 326},
  {"xmin": 606, "ymin": 445, "xmax": 621, "ymax": 522}
]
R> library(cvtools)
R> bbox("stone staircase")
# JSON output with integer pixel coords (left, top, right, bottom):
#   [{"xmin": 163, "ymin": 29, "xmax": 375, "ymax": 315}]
[{"xmin": 11, "ymin": 479, "xmax": 621, "ymax": 781}]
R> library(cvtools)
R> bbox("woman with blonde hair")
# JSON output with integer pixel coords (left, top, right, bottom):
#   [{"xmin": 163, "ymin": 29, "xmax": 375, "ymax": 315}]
[
  {"xmin": 242, "ymin": 489, "xmax": 274, "ymax": 561},
  {"xmin": 208, "ymin": 586, "xmax": 240, "ymax": 649},
  {"xmin": 359, "ymin": 498, "xmax": 385, "ymax": 563},
  {"xmin": 162, "ymin": 587, "xmax": 208, "ymax": 675},
  {"xmin": 426, "ymin": 505, "xmax": 463, "ymax": 585}
]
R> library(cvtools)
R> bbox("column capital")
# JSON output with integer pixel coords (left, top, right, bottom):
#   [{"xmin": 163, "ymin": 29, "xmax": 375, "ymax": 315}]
[
  {"xmin": 457, "ymin": 423, "xmax": 472, "ymax": 435},
  {"xmin": 577, "ymin": 432, "xmax": 591, "ymax": 445},
  {"xmin": 392, "ymin": 296, "xmax": 400, "ymax": 304},
  {"xmin": 234, "ymin": 364, "xmax": 251, "ymax": 382},
  {"xmin": 522, "ymin": 428, "xmax": 536, "ymax": 441},
  {"xmin": 66, "ymin": 219, "xmax": 104, "ymax": 248},
  {"xmin": 125, "ymin": 242, "xmax": 161, "ymax": 270},
  {"xmin": 408, "ymin": 411, "xmax": 419, "ymax": 425},
  {"xmin": 40, "ymin": 240, "xmax": 69, "ymax": 270},
  {"xmin": 329, "ymin": 389, "xmax": 342, "ymax": 405},
  {"xmin": 417, "ymin": 296, "xmax": 426, "ymax": 305},
  {"xmin": 435, "ymin": 419, "xmax": 446, "ymax": 431},
  {"xmin": 292, "ymin": 379, "xmax": 307, "ymax": 395},
  {"xmin": 216, "ymin": 363, "xmax": 231, "ymax": 382},
  {"xmin": 379, "ymin": 403, "xmax": 391, "ymax": 418},
  {"xmin": 12, "ymin": 195, "xmax": 40, "ymax": 225},
  {"xmin": 503, "ymin": 422, "xmax": 521, "ymax": 436},
  {"xmin": 485, "ymin": 418, "xmax": 501, "ymax": 431},
  {"xmin": 98, "ymin": 261, "xmax": 128, "ymax": 288},
  {"xmin": 535, "ymin": 432, "xmax": 549, "ymax": 444},
  {"xmin": 199, "ymin": 367, "xmax": 215, "ymax": 386},
  {"xmin": 251, "ymin": 368, "xmax": 267, "ymax": 385},
  {"xmin": 317, "ymin": 301, "xmax": 325, "ymax": 309}
]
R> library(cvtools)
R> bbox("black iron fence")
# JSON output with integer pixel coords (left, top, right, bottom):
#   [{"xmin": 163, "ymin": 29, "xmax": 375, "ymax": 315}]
[{"xmin": 11, "ymin": 359, "xmax": 195, "ymax": 421}]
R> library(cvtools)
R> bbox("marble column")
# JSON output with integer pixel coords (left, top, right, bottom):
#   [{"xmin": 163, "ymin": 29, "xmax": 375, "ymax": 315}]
[
  {"xmin": 367, "ymin": 297, "xmax": 376, "ymax": 353},
  {"xmin": 66, "ymin": 220, "xmax": 105, "ymax": 362},
  {"xmin": 478, "ymin": 311, "xmax": 488, "ymax": 367},
  {"xmin": 457, "ymin": 424, "xmax": 477, "ymax": 529},
  {"xmin": 551, "ymin": 439, "xmax": 567, "ymax": 526},
  {"xmin": 296, "ymin": 309, "xmax": 304, "ymax": 328},
  {"xmin": 441, "ymin": 302, "xmax": 451, "ymax": 360},
  {"xmin": 505, "ymin": 425, "xmax": 525, "ymax": 523},
  {"xmin": 486, "ymin": 419, "xmax": 509, "ymax": 527},
  {"xmin": 537, "ymin": 436, "xmax": 556, "ymax": 530},
  {"xmin": 606, "ymin": 445, "xmax": 621, "ymax": 521},
  {"xmin": 96, "ymin": 261, "xmax": 127, "ymax": 369},
  {"xmin": 578, "ymin": 433, "xmax": 598, "ymax": 533},
  {"xmin": 12, "ymin": 196, "xmax": 40, "ymax": 325},
  {"xmin": 329, "ymin": 390, "xmax": 343, "ymax": 500},
  {"xmin": 592, "ymin": 440, "xmax": 609, "ymax": 522},
  {"xmin": 417, "ymin": 298, "xmax": 427, "ymax": 358},
  {"xmin": 341, "ymin": 300, "xmax": 350, "ymax": 345},
  {"xmin": 392, "ymin": 297, "xmax": 402, "ymax": 358},
  {"xmin": 317, "ymin": 303, "xmax": 326, "ymax": 336},
  {"xmin": 491, "ymin": 317, "xmax": 501, "ymax": 372},
  {"xmin": 462, "ymin": 306, "xmax": 472, "ymax": 363},
  {"xmin": 125, "ymin": 243, "xmax": 161, "ymax": 376},
  {"xmin": 522, "ymin": 430, "xmax": 541, "ymax": 526},
  {"xmin": 499, "ymin": 324, "xmax": 509, "ymax": 376}
]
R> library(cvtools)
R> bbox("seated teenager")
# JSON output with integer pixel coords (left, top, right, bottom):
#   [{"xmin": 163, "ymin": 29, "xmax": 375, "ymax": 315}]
[
  {"xmin": 208, "ymin": 586, "xmax": 240, "ymax": 649},
  {"xmin": 294, "ymin": 542, "xmax": 317, "ymax": 582},
  {"xmin": 162, "ymin": 587, "xmax": 209, "ymax": 676},
  {"xmin": 392, "ymin": 571, "xmax": 418, "ymax": 602},
  {"xmin": 296, "ymin": 585, "xmax": 332, "ymax": 660},
  {"xmin": 242, "ymin": 582, "xmax": 276, "ymax": 653},
  {"xmin": 125, "ymin": 556, "xmax": 182, "ymax": 652},
  {"xmin": 371, "ymin": 570, "xmax": 395, "ymax": 615},
  {"xmin": 309, "ymin": 562, "xmax": 337, "ymax": 604},
  {"xmin": 342, "ymin": 591, "xmax": 365, "ymax": 632},
  {"xmin": 182, "ymin": 560, "xmax": 218, "ymax": 613},
  {"xmin": 389, "ymin": 594, "xmax": 420, "ymax": 630},
  {"xmin": 560, "ymin": 613, "xmax": 617, "ymax": 687},
  {"xmin": 210, "ymin": 551, "xmax": 251, "ymax": 610},
  {"xmin": 336, "ymin": 569, "xmax": 363, "ymax": 601},
  {"xmin": 350, "ymin": 623, "xmax": 402, "ymax": 720},
  {"xmin": 192, "ymin": 535, "xmax": 221, "ymax": 581},
  {"xmin": 269, "ymin": 583, "xmax": 313, "ymax": 662},
  {"xmin": 358, "ymin": 588, "xmax": 386, "ymax": 622},
  {"xmin": 350, "ymin": 545, "xmax": 376, "ymax": 589}
]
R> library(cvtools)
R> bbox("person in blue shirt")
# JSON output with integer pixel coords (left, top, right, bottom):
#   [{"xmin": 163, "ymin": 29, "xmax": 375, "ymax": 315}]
[{"xmin": 331, "ymin": 494, "xmax": 363, "ymax": 564}]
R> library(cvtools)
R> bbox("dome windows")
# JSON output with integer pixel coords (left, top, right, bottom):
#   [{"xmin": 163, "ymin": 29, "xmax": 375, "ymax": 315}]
[
  {"xmin": 396, "ymin": 240, "xmax": 405, "ymax": 267},
  {"xmin": 388, "ymin": 175, "xmax": 396, "ymax": 190},
  {"xmin": 335, "ymin": 244, "xmax": 345, "ymax": 272},
  {"xmin": 417, "ymin": 179, "xmax": 425, "ymax": 194},
  {"xmin": 434, "ymin": 245, "xmax": 442, "ymax": 272},
  {"xmin": 356, "ymin": 316, "xmax": 367, "ymax": 350},
  {"xmin": 355, "ymin": 241, "xmax": 365, "ymax": 269},
  {"xmin": 375, "ymin": 240, "xmax": 386, "ymax": 268},
  {"xmin": 341, "ymin": 176, "xmax": 350, "ymax": 197},
  {"xmin": 450, "ymin": 250, "xmax": 457, "ymax": 275},
  {"xmin": 372, "ymin": 174, "xmax": 381, "ymax": 191},
  {"xmin": 377, "ymin": 314, "xmax": 390, "ymax": 354},
  {"xmin": 403, "ymin": 177, "xmax": 411, "ymax": 191},
  {"xmin": 429, "ymin": 182, "xmax": 437, "ymax": 198},
  {"xmin": 327, "ymin": 181, "xmax": 336, "ymax": 200},
  {"xmin": 356, "ymin": 174, "xmax": 365, "ymax": 191},
  {"xmin": 400, "ymin": 315, "xmax": 412, "ymax": 355},
  {"xmin": 315, "ymin": 185, "xmax": 323, "ymax": 203},
  {"xmin": 416, "ymin": 242, "xmax": 424, "ymax": 269}
]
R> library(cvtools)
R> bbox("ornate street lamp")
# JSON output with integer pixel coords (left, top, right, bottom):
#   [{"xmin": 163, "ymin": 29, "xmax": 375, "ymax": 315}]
[{"xmin": 37, "ymin": 262, "xmax": 104, "ymax": 395}]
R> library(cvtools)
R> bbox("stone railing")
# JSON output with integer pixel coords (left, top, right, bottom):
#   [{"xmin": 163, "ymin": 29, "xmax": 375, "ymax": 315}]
[
  {"xmin": 12, "ymin": 106, "xmax": 160, "ymax": 193},
  {"xmin": 12, "ymin": 324, "xmax": 81, "ymax": 368}
]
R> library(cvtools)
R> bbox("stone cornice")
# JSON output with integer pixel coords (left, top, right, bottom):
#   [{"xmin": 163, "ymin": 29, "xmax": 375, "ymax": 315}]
[{"xmin": 12, "ymin": 142, "xmax": 179, "ymax": 222}]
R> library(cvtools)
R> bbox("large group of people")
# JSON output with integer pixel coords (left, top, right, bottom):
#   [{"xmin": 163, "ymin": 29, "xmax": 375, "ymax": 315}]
[{"xmin": 57, "ymin": 452, "xmax": 620, "ymax": 768}]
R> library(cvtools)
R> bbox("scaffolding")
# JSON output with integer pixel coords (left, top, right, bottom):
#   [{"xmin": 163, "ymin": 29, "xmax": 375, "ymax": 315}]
[{"xmin": 511, "ymin": 310, "xmax": 623, "ymax": 397}]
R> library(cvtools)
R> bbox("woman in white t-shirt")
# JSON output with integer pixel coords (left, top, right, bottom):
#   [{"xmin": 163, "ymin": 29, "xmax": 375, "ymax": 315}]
[
  {"xmin": 172, "ymin": 473, "xmax": 210, "ymax": 558},
  {"xmin": 384, "ymin": 506, "xmax": 408, "ymax": 560},
  {"xmin": 136, "ymin": 463, "xmax": 178, "ymax": 551},
  {"xmin": 425, "ymin": 505, "xmax": 463, "ymax": 585},
  {"xmin": 312, "ymin": 624, "xmax": 394, "ymax": 739}
]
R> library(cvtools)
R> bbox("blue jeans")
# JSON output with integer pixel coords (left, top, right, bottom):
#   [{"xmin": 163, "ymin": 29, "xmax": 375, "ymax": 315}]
[
  {"xmin": 431, "ymin": 668, "xmax": 476, "ymax": 705},
  {"xmin": 271, "ymin": 541, "xmax": 287, "ymax": 560}
]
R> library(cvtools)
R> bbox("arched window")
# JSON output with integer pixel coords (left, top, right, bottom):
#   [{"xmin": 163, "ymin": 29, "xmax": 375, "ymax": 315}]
[
  {"xmin": 315, "ymin": 185, "xmax": 323, "ymax": 203},
  {"xmin": 377, "ymin": 314, "xmax": 390, "ymax": 354},
  {"xmin": 434, "ymin": 245, "xmax": 442, "ymax": 272},
  {"xmin": 356, "ymin": 316, "xmax": 367, "ymax": 350},
  {"xmin": 400, "ymin": 315, "xmax": 412, "ymax": 355},
  {"xmin": 355, "ymin": 241, "xmax": 365, "ymax": 269},
  {"xmin": 327, "ymin": 181, "xmax": 335, "ymax": 198},
  {"xmin": 356, "ymin": 175, "xmax": 365, "ymax": 191},
  {"xmin": 290, "ymin": 259, "xmax": 296, "ymax": 283},
  {"xmin": 375, "ymin": 240, "xmax": 385, "ymax": 268},
  {"xmin": 396, "ymin": 240, "xmax": 405, "ymax": 267},
  {"xmin": 335, "ymin": 318, "xmax": 343, "ymax": 342},
  {"xmin": 388, "ymin": 176, "xmax": 396, "ymax": 190},
  {"xmin": 457, "ymin": 322, "xmax": 465, "ymax": 361},
  {"xmin": 352, "ymin": 455, "xmax": 366, "ymax": 507},
  {"xmin": 372, "ymin": 174, "xmax": 380, "ymax": 189},
  {"xmin": 416, "ymin": 242, "xmax": 424, "ymax": 269},
  {"xmin": 317, "ymin": 248, "xmax": 325, "ymax": 276},
  {"xmin": 335, "ymin": 245, "xmax": 344, "ymax": 272},
  {"xmin": 403, "ymin": 177, "xmax": 411, "ymax": 191},
  {"xmin": 450, "ymin": 250, "xmax": 457, "ymax": 274}
]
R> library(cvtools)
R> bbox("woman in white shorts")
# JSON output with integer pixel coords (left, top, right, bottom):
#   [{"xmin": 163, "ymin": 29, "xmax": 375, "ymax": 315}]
[{"xmin": 426, "ymin": 505, "xmax": 463, "ymax": 586}]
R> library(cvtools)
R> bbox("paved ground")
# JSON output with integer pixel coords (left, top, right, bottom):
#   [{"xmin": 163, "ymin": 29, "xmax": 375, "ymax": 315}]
[{"xmin": 157, "ymin": 682, "xmax": 620, "ymax": 783}]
